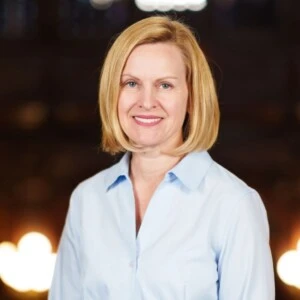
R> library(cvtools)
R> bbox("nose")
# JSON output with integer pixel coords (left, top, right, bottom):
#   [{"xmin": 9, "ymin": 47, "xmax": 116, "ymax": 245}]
[{"xmin": 138, "ymin": 86, "xmax": 157, "ymax": 110}]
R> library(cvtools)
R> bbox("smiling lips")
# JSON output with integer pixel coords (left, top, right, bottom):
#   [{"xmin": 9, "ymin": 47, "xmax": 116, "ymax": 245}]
[{"xmin": 133, "ymin": 116, "xmax": 163, "ymax": 126}]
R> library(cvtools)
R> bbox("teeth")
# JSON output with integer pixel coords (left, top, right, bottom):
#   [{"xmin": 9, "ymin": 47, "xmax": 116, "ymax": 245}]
[{"xmin": 134, "ymin": 117, "xmax": 161, "ymax": 124}]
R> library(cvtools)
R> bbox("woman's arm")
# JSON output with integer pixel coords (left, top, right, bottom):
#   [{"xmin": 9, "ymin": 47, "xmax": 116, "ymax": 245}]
[
  {"xmin": 48, "ymin": 188, "xmax": 82, "ymax": 300},
  {"xmin": 218, "ymin": 190, "xmax": 275, "ymax": 300}
]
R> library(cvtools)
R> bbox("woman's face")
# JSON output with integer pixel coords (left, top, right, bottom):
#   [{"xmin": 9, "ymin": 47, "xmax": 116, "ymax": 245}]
[{"xmin": 118, "ymin": 42, "xmax": 189, "ymax": 152}]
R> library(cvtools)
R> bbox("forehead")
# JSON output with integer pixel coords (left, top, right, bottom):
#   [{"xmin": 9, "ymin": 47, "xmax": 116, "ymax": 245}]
[{"xmin": 122, "ymin": 42, "xmax": 186, "ymax": 76}]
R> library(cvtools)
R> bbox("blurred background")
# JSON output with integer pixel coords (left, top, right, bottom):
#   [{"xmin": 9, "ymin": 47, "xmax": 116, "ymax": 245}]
[{"xmin": 0, "ymin": 0, "xmax": 299, "ymax": 299}]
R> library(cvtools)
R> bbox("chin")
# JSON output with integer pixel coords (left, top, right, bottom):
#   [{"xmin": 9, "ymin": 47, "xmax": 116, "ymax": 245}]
[
  {"xmin": 131, "ymin": 136, "xmax": 161, "ymax": 146},
  {"xmin": 131, "ymin": 140, "xmax": 162, "ymax": 149},
  {"xmin": 135, "ymin": 143, "xmax": 160, "ymax": 149}
]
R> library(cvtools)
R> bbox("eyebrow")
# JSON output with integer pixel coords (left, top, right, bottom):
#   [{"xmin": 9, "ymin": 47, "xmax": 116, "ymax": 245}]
[{"xmin": 121, "ymin": 73, "xmax": 179, "ymax": 80}]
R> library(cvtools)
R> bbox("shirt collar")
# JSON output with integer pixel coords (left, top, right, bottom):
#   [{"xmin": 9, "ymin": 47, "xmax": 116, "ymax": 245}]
[
  {"xmin": 168, "ymin": 151, "xmax": 213, "ymax": 190},
  {"xmin": 104, "ymin": 152, "xmax": 131, "ymax": 191},
  {"xmin": 104, "ymin": 151, "xmax": 213, "ymax": 192}
]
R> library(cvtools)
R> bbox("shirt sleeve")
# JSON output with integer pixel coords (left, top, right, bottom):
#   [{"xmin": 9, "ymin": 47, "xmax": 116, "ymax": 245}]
[
  {"xmin": 48, "ymin": 187, "xmax": 82, "ymax": 300},
  {"xmin": 217, "ymin": 190, "xmax": 275, "ymax": 300}
]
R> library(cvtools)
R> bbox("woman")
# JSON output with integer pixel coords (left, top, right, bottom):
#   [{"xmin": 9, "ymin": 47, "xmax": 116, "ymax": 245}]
[{"xmin": 49, "ymin": 16, "xmax": 275, "ymax": 300}]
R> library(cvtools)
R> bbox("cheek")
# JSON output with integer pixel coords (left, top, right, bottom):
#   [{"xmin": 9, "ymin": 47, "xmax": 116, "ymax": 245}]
[
  {"xmin": 117, "ymin": 97, "xmax": 133, "ymax": 134},
  {"xmin": 118, "ymin": 92, "xmax": 136, "ymax": 114},
  {"xmin": 170, "ymin": 97, "xmax": 188, "ymax": 122},
  {"xmin": 117, "ymin": 95, "xmax": 128, "ymax": 118}
]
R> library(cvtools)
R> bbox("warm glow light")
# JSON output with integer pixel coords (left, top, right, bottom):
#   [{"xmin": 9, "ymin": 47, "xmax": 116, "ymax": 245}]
[
  {"xmin": 0, "ymin": 232, "xmax": 56, "ymax": 293},
  {"xmin": 277, "ymin": 239, "xmax": 300, "ymax": 289},
  {"xmin": 31, "ymin": 253, "xmax": 57, "ymax": 292},
  {"xmin": 135, "ymin": 0, "xmax": 207, "ymax": 12},
  {"xmin": 18, "ymin": 232, "xmax": 52, "ymax": 254},
  {"xmin": 90, "ymin": 0, "xmax": 114, "ymax": 9},
  {"xmin": 0, "ymin": 242, "xmax": 17, "ymax": 277},
  {"xmin": 1, "ymin": 252, "xmax": 31, "ymax": 292},
  {"xmin": 15, "ymin": 101, "xmax": 48, "ymax": 130}
]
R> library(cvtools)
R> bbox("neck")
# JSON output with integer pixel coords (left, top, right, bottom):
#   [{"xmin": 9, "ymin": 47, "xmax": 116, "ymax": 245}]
[{"xmin": 130, "ymin": 150, "xmax": 183, "ymax": 182}]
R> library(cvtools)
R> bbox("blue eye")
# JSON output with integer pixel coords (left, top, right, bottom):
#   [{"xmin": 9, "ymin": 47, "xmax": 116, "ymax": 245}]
[{"xmin": 126, "ymin": 81, "xmax": 137, "ymax": 88}]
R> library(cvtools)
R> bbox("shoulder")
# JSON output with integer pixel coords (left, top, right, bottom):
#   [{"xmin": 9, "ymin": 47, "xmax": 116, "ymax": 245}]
[
  {"xmin": 203, "ymin": 157, "xmax": 269, "ymax": 229},
  {"xmin": 68, "ymin": 160, "xmax": 121, "ymax": 207},
  {"xmin": 208, "ymin": 160, "xmax": 252, "ymax": 194},
  {"xmin": 205, "ymin": 159, "xmax": 270, "ymax": 246},
  {"xmin": 78, "ymin": 163, "xmax": 117, "ymax": 192},
  {"xmin": 60, "ymin": 159, "xmax": 125, "ymax": 237},
  {"xmin": 204, "ymin": 159, "xmax": 262, "ymax": 207}
]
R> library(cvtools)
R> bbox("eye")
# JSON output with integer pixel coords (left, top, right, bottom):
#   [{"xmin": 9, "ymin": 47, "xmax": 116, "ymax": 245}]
[
  {"xmin": 126, "ymin": 81, "xmax": 137, "ymax": 88},
  {"xmin": 160, "ymin": 82, "xmax": 172, "ymax": 89}
]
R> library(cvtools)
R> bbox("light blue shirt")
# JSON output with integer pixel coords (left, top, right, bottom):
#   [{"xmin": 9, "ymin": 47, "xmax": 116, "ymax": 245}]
[{"xmin": 49, "ymin": 151, "xmax": 275, "ymax": 300}]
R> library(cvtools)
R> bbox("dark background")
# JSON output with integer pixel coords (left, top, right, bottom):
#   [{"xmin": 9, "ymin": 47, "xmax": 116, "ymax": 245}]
[{"xmin": 0, "ymin": 0, "xmax": 299, "ymax": 299}]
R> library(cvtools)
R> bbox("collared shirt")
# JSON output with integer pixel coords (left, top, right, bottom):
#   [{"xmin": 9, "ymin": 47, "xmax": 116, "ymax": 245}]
[{"xmin": 49, "ymin": 151, "xmax": 275, "ymax": 300}]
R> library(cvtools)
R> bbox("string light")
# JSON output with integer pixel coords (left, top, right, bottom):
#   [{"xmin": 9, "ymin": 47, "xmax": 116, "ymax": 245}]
[{"xmin": 134, "ymin": 0, "xmax": 207, "ymax": 12}]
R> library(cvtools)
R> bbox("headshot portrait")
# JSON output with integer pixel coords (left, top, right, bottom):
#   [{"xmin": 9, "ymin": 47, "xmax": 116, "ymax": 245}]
[{"xmin": 49, "ymin": 15, "xmax": 275, "ymax": 300}]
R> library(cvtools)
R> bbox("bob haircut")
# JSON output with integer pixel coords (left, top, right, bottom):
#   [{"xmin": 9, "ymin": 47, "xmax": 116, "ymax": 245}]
[{"xmin": 99, "ymin": 15, "xmax": 220, "ymax": 156}]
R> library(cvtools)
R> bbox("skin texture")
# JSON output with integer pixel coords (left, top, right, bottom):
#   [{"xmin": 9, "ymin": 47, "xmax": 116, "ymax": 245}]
[{"xmin": 118, "ymin": 42, "xmax": 189, "ymax": 154}]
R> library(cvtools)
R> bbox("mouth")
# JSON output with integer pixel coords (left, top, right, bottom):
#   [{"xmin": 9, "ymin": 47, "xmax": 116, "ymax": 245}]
[{"xmin": 133, "ymin": 116, "xmax": 163, "ymax": 125}]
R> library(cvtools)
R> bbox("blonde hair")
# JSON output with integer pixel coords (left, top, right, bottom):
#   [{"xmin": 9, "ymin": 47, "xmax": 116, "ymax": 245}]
[{"xmin": 99, "ymin": 15, "xmax": 220, "ymax": 156}]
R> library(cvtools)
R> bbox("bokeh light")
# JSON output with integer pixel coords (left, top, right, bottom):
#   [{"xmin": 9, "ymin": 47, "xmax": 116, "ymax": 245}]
[
  {"xmin": 14, "ymin": 101, "xmax": 48, "ymax": 130},
  {"xmin": 135, "ymin": 0, "xmax": 207, "ymax": 12},
  {"xmin": 0, "ymin": 232, "xmax": 56, "ymax": 293},
  {"xmin": 18, "ymin": 232, "xmax": 52, "ymax": 255},
  {"xmin": 277, "ymin": 240, "xmax": 300, "ymax": 289},
  {"xmin": 0, "ymin": 242, "xmax": 17, "ymax": 278},
  {"xmin": 90, "ymin": 0, "xmax": 114, "ymax": 9}
]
